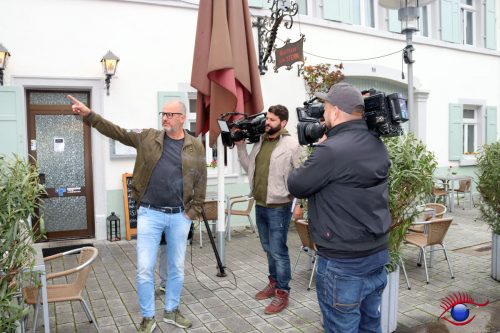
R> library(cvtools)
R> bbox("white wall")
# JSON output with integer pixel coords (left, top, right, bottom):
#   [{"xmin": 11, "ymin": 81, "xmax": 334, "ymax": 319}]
[{"xmin": 2, "ymin": 0, "xmax": 500, "ymax": 180}]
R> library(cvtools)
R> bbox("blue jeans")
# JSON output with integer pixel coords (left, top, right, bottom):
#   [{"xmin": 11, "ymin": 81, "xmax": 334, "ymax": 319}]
[
  {"xmin": 255, "ymin": 203, "xmax": 292, "ymax": 291},
  {"xmin": 316, "ymin": 256, "xmax": 387, "ymax": 333},
  {"xmin": 159, "ymin": 243, "xmax": 167, "ymax": 288},
  {"xmin": 136, "ymin": 206, "xmax": 191, "ymax": 317}
]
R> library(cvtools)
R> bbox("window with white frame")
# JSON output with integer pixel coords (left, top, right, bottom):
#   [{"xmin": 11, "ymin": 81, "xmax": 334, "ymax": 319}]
[
  {"xmin": 186, "ymin": 93, "xmax": 235, "ymax": 175},
  {"xmin": 449, "ymin": 103, "xmax": 497, "ymax": 163},
  {"xmin": 462, "ymin": 107, "xmax": 478, "ymax": 154},
  {"xmin": 461, "ymin": 0, "xmax": 475, "ymax": 45}
]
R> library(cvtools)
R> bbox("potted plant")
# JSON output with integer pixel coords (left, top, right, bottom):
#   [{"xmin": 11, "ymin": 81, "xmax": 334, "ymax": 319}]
[
  {"xmin": 380, "ymin": 133, "xmax": 437, "ymax": 333},
  {"xmin": 0, "ymin": 155, "xmax": 45, "ymax": 332},
  {"xmin": 475, "ymin": 141, "xmax": 500, "ymax": 280}
]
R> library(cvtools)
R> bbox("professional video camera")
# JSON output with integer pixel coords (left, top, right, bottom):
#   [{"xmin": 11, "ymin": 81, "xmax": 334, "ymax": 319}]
[
  {"xmin": 218, "ymin": 112, "xmax": 267, "ymax": 148},
  {"xmin": 296, "ymin": 98, "xmax": 327, "ymax": 146},
  {"xmin": 296, "ymin": 89, "xmax": 409, "ymax": 145},
  {"xmin": 363, "ymin": 89, "xmax": 409, "ymax": 137}
]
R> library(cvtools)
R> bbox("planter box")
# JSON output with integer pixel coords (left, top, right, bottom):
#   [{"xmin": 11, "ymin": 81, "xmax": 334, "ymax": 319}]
[
  {"xmin": 381, "ymin": 266, "xmax": 399, "ymax": 333},
  {"xmin": 492, "ymin": 233, "xmax": 500, "ymax": 281}
]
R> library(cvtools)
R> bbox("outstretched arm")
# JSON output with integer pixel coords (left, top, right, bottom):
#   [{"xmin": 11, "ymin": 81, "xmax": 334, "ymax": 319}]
[{"xmin": 67, "ymin": 95, "xmax": 140, "ymax": 147}]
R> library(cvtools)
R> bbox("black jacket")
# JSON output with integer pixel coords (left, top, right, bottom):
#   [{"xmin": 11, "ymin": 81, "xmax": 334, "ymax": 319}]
[{"xmin": 288, "ymin": 119, "xmax": 391, "ymax": 258}]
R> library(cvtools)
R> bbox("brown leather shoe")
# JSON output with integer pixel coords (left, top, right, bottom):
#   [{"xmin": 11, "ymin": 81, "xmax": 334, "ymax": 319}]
[
  {"xmin": 255, "ymin": 278, "xmax": 276, "ymax": 300},
  {"xmin": 264, "ymin": 289, "xmax": 289, "ymax": 314}
]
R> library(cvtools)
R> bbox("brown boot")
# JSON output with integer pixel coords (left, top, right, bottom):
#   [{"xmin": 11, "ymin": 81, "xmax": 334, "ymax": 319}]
[
  {"xmin": 255, "ymin": 278, "xmax": 276, "ymax": 300},
  {"xmin": 264, "ymin": 289, "xmax": 289, "ymax": 314}
]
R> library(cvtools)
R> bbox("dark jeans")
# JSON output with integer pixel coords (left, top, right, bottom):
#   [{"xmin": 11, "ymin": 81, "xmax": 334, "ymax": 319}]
[
  {"xmin": 255, "ymin": 203, "xmax": 292, "ymax": 291},
  {"xmin": 316, "ymin": 256, "xmax": 387, "ymax": 333}
]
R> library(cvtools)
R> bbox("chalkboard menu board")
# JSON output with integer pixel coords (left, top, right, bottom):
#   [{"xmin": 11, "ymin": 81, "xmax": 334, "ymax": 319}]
[{"xmin": 122, "ymin": 173, "xmax": 138, "ymax": 240}]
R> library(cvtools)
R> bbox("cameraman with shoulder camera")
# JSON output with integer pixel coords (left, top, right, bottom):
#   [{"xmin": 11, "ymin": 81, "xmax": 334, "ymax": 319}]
[
  {"xmin": 288, "ymin": 83, "xmax": 391, "ymax": 333},
  {"xmin": 235, "ymin": 105, "xmax": 301, "ymax": 314}
]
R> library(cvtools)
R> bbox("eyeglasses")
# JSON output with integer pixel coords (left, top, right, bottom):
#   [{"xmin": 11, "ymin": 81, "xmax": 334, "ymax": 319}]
[{"xmin": 159, "ymin": 112, "xmax": 183, "ymax": 119}]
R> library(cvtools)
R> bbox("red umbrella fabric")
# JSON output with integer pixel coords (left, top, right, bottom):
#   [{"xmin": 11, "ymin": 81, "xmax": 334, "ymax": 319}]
[{"xmin": 191, "ymin": 0, "xmax": 264, "ymax": 146}]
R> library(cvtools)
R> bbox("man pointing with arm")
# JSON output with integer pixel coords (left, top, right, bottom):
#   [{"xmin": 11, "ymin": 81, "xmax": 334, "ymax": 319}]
[{"xmin": 68, "ymin": 95, "xmax": 206, "ymax": 333}]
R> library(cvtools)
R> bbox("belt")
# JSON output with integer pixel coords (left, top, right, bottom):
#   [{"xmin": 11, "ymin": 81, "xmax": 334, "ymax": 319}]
[{"xmin": 141, "ymin": 203, "xmax": 184, "ymax": 214}]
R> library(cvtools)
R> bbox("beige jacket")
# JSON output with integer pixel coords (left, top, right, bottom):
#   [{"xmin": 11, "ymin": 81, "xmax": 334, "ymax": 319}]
[{"xmin": 237, "ymin": 131, "xmax": 302, "ymax": 205}]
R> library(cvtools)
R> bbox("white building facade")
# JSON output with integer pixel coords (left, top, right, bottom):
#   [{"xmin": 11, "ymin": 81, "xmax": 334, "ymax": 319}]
[{"xmin": 0, "ymin": 0, "xmax": 498, "ymax": 240}]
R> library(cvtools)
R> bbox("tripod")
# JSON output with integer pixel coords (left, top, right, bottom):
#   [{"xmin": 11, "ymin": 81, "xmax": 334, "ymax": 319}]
[{"xmin": 200, "ymin": 207, "xmax": 226, "ymax": 277}]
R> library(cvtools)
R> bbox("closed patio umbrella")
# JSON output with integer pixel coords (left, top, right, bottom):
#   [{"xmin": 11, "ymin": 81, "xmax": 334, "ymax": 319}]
[{"xmin": 191, "ymin": 0, "xmax": 263, "ymax": 265}]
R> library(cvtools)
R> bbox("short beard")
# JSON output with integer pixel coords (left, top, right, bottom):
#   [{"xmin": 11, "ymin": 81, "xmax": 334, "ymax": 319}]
[{"xmin": 266, "ymin": 124, "xmax": 281, "ymax": 136}]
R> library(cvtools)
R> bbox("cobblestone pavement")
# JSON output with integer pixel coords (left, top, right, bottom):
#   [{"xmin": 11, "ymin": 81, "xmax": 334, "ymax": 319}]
[{"xmin": 34, "ymin": 202, "xmax": 500, "ymax": 333}]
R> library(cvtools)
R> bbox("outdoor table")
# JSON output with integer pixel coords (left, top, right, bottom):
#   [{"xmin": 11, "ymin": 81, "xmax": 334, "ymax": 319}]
[{"xmin": 433, "ymin": 175, "xmax": 473, "ymax": 212}]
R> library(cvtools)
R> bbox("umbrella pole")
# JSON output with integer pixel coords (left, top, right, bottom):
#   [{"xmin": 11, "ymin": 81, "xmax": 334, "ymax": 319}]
[{"xmin": 216, "ymin": 136, "xmax": 227, "ymax": 276}]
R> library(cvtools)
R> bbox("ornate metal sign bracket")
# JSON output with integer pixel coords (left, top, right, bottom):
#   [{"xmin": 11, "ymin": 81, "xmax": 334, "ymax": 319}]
[{"xmin": 252, "ymin": 0, "xmax": 300, "ymax": 75}]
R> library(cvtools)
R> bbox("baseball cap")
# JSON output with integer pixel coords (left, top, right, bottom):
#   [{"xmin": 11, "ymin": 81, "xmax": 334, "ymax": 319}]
[{"xmin": 315, "ymin": 83, "xmax": 364, "ymax": 114}]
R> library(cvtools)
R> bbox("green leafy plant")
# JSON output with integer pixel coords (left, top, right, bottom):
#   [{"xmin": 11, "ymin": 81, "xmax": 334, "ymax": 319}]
[
  {"xmin": 383, "ymin": 133, "xmax": 437, "ymax": 271},
  {"xmin": 0, "ymin": 155, "xmax": 45, "ymax": 332},
  {"xmin": 476, "ymin": 141, "xmax": 500, "ymax": 234},
  {"xmin": 302, "ymin": 63, "xmax": 344, "ymax": 98}
]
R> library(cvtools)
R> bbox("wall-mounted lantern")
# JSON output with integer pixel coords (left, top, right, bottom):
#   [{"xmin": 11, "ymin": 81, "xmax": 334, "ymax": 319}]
[
  {"xmin": 100, "ymin": 51, "xmax": 120, "ymax": 96},
  {"xmin": 0, "ymin": 43, "xmax": 11, "ymax": 86}
]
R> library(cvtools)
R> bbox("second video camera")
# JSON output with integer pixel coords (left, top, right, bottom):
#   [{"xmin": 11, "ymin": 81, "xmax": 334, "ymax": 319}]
[
  {"xmin": 218, "ymin": 112, "xmax": 267, "ymax": 148},
  {"xmin": 296, "ymin": 89, "xmax": 409, "ymax": 145}
]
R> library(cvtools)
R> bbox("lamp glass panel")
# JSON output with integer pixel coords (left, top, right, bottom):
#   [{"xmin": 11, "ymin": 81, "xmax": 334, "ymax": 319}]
[{"xmin": 103, "ymin": 59, "xmax": 117, "ymax": 75}]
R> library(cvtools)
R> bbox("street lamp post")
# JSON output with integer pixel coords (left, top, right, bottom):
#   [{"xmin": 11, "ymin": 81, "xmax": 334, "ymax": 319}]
[{"xmin": 379, "ymin": 0, "xmax": 435, "ymax": 121}]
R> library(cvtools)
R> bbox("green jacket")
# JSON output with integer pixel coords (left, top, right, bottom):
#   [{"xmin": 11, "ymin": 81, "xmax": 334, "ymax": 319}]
[{"xmin": 85, "ymin": 112, "xmax": 207, "ymax": 219}]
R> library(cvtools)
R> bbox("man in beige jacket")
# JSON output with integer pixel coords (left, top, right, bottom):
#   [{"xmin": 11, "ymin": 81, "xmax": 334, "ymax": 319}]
[{"xmin": 236, "ymin": 105, "xmax": 301, "ymax": 314}]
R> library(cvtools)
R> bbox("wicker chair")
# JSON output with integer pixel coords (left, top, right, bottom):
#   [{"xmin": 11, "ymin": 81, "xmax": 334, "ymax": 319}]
[
  {"xmin": 225, "ymin": 195, "xmax": 255, "ymax": 241},
  {"xmin": 408, "ymin": 203, "xmax": 447, "ymax": 233},
  {"xmin": 23, "ymin": 247, "xmax": 99, "ymax": 332},
  {"xmin": 292, "ymin": 219, "xmax": 317, "ymax": 291},
  {"xmin": 404, "ymin": 217, "xmax": 454, "ymax": 284},
  {"xmin": 455, "ymin": 178, "xmax": 474, "ymax": 209}
]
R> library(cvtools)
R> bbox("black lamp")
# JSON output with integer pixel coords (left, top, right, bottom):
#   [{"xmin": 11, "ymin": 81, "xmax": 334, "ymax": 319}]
[
  {"xmin": 0, "ymin": 43, "xmax": 11, "ymax": 86},
  {"xmin": 100, "ymin": 51, "xmax": 120, "ymax": 96},
  {"xmin": 106, "ymin": 212, "xmax": 121, "ymax": 241}
]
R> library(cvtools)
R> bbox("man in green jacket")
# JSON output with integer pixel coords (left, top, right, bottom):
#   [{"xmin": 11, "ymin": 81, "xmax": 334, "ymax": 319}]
[{"xmin": 68, "ymin": 95, "xmax": 206, "ymax": 333}]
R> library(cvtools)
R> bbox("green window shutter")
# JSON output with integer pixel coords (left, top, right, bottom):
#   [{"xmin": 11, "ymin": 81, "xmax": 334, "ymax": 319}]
[
  {"xmin": 449, "ymin": 104, "xmax": 463, "ymax": 160},
  {"xmin": 388, "ymin": 9, "xmax": 400, "ymax": 33},
  {"xmin": 441, "ymin": 0, "xmax": 460, "ymax": 43},
  {"xmin": 485, "ymin": 0, "xmax": 497, "ymax": 50},
  {"xmin": 248, "ymin": 0, "xmax": 264, "ymax": 8},
  {"xmin": 324, "ymin": 0, "xmax": 343, "ymax": 22},
  {"xmin": 157, "ymin": 92, "xmax": 188, "ymax": 129},
  {"xmin": 0, "ymin": 86, "xmax": 25, "ymax": 157},
  {"xmin": 297, "ymin": 0, "xmax": 307, "ymax": 15},
  {"xmin": 324, "ymin": 0, "xmax": 353, "ymax": 24},
  {"xmin": 353, "ymin": 0, "xmax": 361, "ymax": 25},
  {"xmin": 486, "ymin": 106, "xmax": 498, "ymax": 144}
]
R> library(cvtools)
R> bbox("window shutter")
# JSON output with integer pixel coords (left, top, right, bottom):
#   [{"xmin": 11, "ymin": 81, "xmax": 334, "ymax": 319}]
[
  {"xmin": 353, "ymin": 0, "xmax": 361, "ymax": 25},
  {"xmin": 296, "ymin": 0, "xmax": 307, "ymax": 15},
  {"xmin": 324, "ymin": 0, "xmax": 353, "ymax": 24},
  {"xmin": 440, "ymin": 0, "xmax": 460, "ymax": 43},
  {"xmin": 324, "ymin": 0, "xmax": 343, "ymax": 21},
  {"xmin": 449, "ymin": 104, "xmax": 463, "ymax": 160},
  {"xmin": 248, "ymin": 0, "xmax": 264, "ymax": 8},
  {"xmin": 157, "ymin": 92, "xmax": 189, "ymax": 129},
  {"xmin": 485, "ymin": 0, "xmax": 497, "ymax": 50},
  {"xmin": 486, "ymin": 106, "xmax": 498, "ymax": 144},
  {"xmin": 0, "ymin": 86, "xmax": 25, "ymax": 157},
  {"xmin": 387, "ymin": 9, "xmax": 400, "ymax": 33}
]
